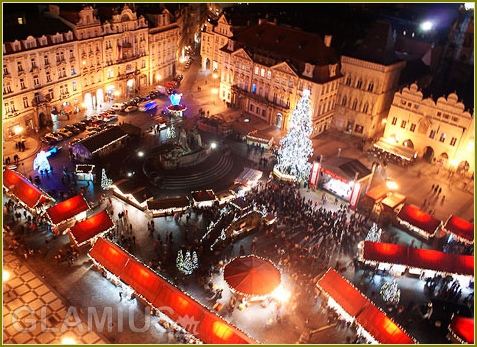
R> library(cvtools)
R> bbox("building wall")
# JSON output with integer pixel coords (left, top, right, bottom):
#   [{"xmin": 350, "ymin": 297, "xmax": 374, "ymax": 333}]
[
  {"xmin": 333, "ymin": 56, "xmax": 406, "ymax": 139},
  {"xmin": 2, "ymin": 5, "xmax": 176, "ymax": 140},
  {"xmin": 384, "ymin": 83, "xmax": 474, "ymax": 175}
]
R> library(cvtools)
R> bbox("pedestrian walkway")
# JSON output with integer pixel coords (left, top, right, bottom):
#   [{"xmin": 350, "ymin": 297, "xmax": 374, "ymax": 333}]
[{"xmin": 2, "ymin": 248, "xmax": 108, "ymax": 344}]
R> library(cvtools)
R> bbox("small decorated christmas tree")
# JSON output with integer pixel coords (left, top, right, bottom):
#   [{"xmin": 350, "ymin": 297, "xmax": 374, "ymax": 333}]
[{"xmin": 101, "ymin": 168, "xmax": 113, "ymax": 190}]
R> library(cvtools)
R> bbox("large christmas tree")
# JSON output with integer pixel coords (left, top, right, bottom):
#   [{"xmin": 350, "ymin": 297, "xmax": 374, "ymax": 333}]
[{"xmin": 274, "ymin": 89, "xmax": 314, "ymax": 182}]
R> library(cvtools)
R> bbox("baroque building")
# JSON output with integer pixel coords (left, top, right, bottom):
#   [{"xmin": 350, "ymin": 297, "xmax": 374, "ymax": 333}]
[
  {"xmin": 384, "ymin": 83, "xmax": 474, "ymax": 176},
  {"xmin": 201, "ymin": 15, "xmax": 342, "ymax": 136},
  {"xmin": 2, "ymin": 4, "xmax": 178, "ymax": 139}
]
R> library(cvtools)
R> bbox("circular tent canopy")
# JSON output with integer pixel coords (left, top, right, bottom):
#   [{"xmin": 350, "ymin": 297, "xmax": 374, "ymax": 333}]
[{"xmin": 223, "ymin": 255, "xmax": 281, "ymax": 297}]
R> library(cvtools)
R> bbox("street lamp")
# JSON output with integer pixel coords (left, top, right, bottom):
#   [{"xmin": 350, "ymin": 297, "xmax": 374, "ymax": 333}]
[{"xmin": 3, "ymin": 269, "xmax": 11, "ymax": 297}]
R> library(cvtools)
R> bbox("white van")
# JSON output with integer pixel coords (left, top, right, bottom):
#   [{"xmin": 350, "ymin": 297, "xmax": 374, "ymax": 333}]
[{"xmin": 111, "ymin": 103, "xmax": 126, "ymax": 111}]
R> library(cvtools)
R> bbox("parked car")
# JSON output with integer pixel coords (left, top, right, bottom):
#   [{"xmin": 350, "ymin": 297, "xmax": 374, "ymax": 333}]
[
  {"xmin": 45, "ymin": 132, "xmax": 64, "ymax": 142},
  {"xmin": 124, "ymin": 105, "xmax": 138, "ymax": 113},
  {"xmin": 56, "ymin": 128, "xmax": 74, "ymax": 138},
  {"xmin": 110, "ymin": 102, "xmax": 126, "ymax": 111},
  {"xmin": 64, "ymin": 124, "xmax": 81, "ymax": 134},
  {"xmin": 138, "ymin": 100, "xmax": 158, "ymax": 112},
  {"xmin": 73, "ymin": 122, "xmax": 86, "ymax": 130},
  {"xmin": 103, "ymin": 114, "xmax": 118, "ymax": 122},
  {"xmin": 85, "ymin": 127, "xmax": 99, "ymax": 136}
]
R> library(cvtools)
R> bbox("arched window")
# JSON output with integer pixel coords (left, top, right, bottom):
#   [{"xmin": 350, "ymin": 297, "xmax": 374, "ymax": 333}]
[
  {"xmin": 367, "ymin": 82, "xmax": 374, "ymax": 92},
  {"xmin": 356, "ymin": 79, "xmax": 362, "ymax": 89},
  {"xmin": 363, "ymin": 102, "xmax": 369, "ymax": 113},
  {"xmin": 352, "ymin": 99, "xmax": 358, "ymax": 110},
  {"xmin": 346, "ymin": 76, "xmax": 351, "ymax": 86},
  {"xmin": 341, "ymin": 95, "xmax": 347, "ymax": 107}
]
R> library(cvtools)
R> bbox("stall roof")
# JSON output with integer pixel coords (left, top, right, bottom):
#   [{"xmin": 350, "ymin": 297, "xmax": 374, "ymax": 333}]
[
  {"xmin": 374, "ymin": 138, "xmax": 418, "ymax": 161},
  {"xmin": 69, "ymin": 211, "xmax": 114, "ymax": 246},
  {"xmin": 449, "ymin": 316, "xmax": 474, "ymax": 344},
  {"xmin": 381, "ymin": 192, "xmax": 406, "ymax": 209},
  {"xmin": 317, "ymin": 269, "xmax": 414, "ymax": 344},
  {"xmin": 234, "ymin": 167, "xmax": 263, "ymax": 186},
  {"xmin": 3, "ymin": 168, "xmax": 54, "ymax": 209},
  {"xmin": 191, "ymin": 189, "xmax": 217, "ymax": 202},
  {"xmin": 397, "ymin": 204, "xmax": 441, "ymax": 236},
  {"xmin": 363, "ymin": 242, "xmax": 408, "ymax": 264},
  {"xmin": 443, "ymin": 215, "xmax": 474, "ymax": 243},
  {"xmin": 45, "ymin": 194, "xmax": 90, "ymax": 225},
  {"xmin": 321, "ymin": 156, "xmax": 372, "ymax": 183},
  {"xmin": 357, "ymin": 304, "xmax": 415, "ymax": 344},
  {"xmin": 317, "ymin": 268, "xmax": 369, "ymax": 317},
  {"xmin": 147, "ymin": 196, "xmax": 190, "ymax": 211},
  {"xmin": 88, "ymin": 238, "xmax": 257, "ymax": 344},
  {"xmin": 365, "ymin": 184, "xmax": 388, "ymax": 201},
  {"xmin": 362, "ymin": 241, "xmax": 474, "ymax": 276},
  {"xmin": 74, "ymin": 126, "xmax": 127, "ymax": 154}
]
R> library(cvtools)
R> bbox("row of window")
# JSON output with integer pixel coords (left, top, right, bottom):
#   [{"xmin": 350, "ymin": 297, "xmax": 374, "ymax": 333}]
[
  {"xmin": 399, "ymin": 100, "xmax": 461, "ymax": 123},
  {"xmin": 341, "ymin": 95, "xmax": 371, "ymax": 114},
  {"xmin": 345, "ymin": 76, "xmax": 374, "ymax": 92},
  {"xmin": 390, "ymin": 116, "xmax": 458, "ymax": 146}
]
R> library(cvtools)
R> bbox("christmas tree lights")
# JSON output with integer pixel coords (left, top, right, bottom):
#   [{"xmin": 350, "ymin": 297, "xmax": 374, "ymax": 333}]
[
  {"xmin": 100, "ymin": 168, "xmax": 113, "ymax": 190},
  {"xmin": 380, "ymin": 279, "xmax": 400, "ymax": 305},
  {"xmin": 274, "ymin": 89, "xmax": 314, "ymax": 182},
  {"xmin": 176, "ymin": 250, "xmax": 199, "ymax": 275}
]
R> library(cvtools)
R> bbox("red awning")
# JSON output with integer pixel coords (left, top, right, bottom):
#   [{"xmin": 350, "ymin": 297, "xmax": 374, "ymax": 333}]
[
  {"xmin": 88, "ymin": 238, "xmax": 257, "ymax": 344},
  {"xmin": 357, "ymin": 305, "xmax": 415, "ymax": 344},
  {"xmin": 88, "ymin": 238, "xmax": 130, "ymax": 275},
  {"xmin": 443, "ymin": 215, "xmax": 474, "ymax": 243},
  {"xmin": 317, "ymin": 269, "xmax": 414, "ymax": 344},
  {"xmin": 69, "ymin": 211, "xmax": 114, "ymax": 246},
  {"xmin": 449, "ymin": 316, "xmax": 474, "ymax": 344},
  {"xmin": 45, "ymin": 194, "xmax": 90, "ymax": 225},
  {"xmin": 397, "ymin": 204, "xmax": 441, "ymax": 236},
  {"xmin": 317, "ymin": 268, "xmax": 369, "ymax": 317},
  {"xmin": 362, "ymin": 241, "xmax": 474, "ymax": 276},
  {"xmin": 3, "ymin": 168, "xmax": 54, "ymax": 209},
  {"xmin": 363, "ymin": 242, "xmax": 409, "ymax": 264}
]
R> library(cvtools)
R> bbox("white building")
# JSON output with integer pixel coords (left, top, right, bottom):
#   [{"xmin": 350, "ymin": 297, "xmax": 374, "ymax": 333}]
[{"xmin": 384, "ymin": 83, "xmax": 474, "ymax": 176}]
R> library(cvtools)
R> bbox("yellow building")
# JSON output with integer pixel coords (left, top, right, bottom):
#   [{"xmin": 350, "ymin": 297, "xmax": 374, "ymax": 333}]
[{"xmin": 383, "ymin": 83, "xmax": 474, "ymax": 176}]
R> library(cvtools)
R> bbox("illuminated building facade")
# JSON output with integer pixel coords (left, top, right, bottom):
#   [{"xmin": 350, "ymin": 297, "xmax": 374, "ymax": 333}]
[{"xmin": 383, "ymin": 83, "xmax": 474, "ymax": 176}]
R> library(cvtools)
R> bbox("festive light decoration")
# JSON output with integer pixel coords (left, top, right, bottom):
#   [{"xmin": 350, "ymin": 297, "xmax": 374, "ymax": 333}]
[
  {"xmin": 274, "ymin": 89, "xmax": 314, "ymax": 182},
  {"xmin": 365, "ymin": 223, "xmax": 382, "ymax": 242},
  {"xmin": 176, "ymin": 250, "xmax": 199, "ymax": 275},
  {"xmin": 380, "ymin": 279, "xmax": 400, "ymax": 305},
  {"xmin": 100, "ymin": 168, "xmax": 113, "ymax": 190}
]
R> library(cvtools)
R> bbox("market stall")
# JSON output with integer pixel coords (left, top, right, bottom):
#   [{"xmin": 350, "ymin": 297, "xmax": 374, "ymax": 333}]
[
  {"xmin": 146, "ymin": 196, "xmax": 190, "ymax": 217},
  {"xmin": 68, "ymin": 211, "xmax": 114, "ymax": 250},
  {"xmin": 234, "ymin": 167, "xmax": 263, "ymax": 188},
  {"xmin": 311, "ymin": 156, "xmax": 373, "ymax": 208},
  {"xmin": 110, "ymin": 178, "xmax": 153, "ymax": 210},
  {"xmin": 448, "ymin": 315, "xmax": 474, "ymax": 344},
  {"xmin": 359, "ymin": 241, "xmax": 474, "ymax": 277},
  {"xmin": 3, "ymin": 168, "xmax": 55, "ymax": 213},
  {"xmin": 246, "ymin": 130, "xmax": 274, "ymax": 149},
  {"xmin": 443, "ymin": 215, "xmax": 474, "ymax": 244},
  {"xmin": 316, "ymin": 268, "xmax": 415, "ymax": 344},
  {"xmin": 191, "ymin": 189, "xmax": 217, "ymax": 208},
  {"xmin": 88, "ymin": 238, "xmax": 257, "ymax": 344},
  {"xmin": 75, "ymin": 164, "xmax": 96, "ymax": 181},
  {"xmin": 396, "ymin": 204, "xmax": 442, "ymax": 239},
  {"xmin": 44, "ymin": 194, "xmax": 90, "ymax": 236},
  {"xmin": 373, "ymin": 137, "xmax": 418, "ymax": 162}
]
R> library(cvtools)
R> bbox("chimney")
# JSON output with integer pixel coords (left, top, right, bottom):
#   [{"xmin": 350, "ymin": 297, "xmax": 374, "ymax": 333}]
[{"xmin": 324, "ymin": 35, "xmax": 332, "ymax": 47}]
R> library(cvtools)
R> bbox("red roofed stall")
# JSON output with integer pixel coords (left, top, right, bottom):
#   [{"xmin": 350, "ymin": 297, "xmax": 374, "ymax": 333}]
[
  {"xmin": 44, "ymin": 195, "xmax": 90, "ymax": 236},
  {"xmin": 88, "ymin": 238, "xmax": 257, "ymax": 344},
  {"xmin": 443, "ymin": 215, "xmax": 474, "ymax": 244},
  {"xmin": 68, "ymin": 211, "xmax": 114, "ymax": 250},
  {"xmin": 396, "ymin": 204, "xmax": 442, "ymax": 239},
  {"xmin": 317, "ymin": 268, "xmax": 414, "ymax": 344},
  {"xmin": 361, "ymin": 241, "xmax": 474, "ymax": 276},
  {"xmin": 448, "ymin": 316, "xmax": 474, "ymax": 344},
  {"xmin": 3, "ymin": 168, "xmax": 54, "ymax": 212}
]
